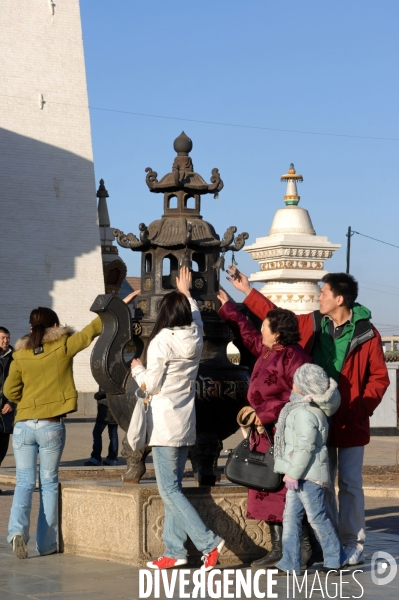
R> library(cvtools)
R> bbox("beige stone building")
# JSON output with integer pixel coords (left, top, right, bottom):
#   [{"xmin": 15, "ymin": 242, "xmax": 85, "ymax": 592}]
[{"xmin": 0, "ymin": 0, "xmax": 104, "ymax": 397}]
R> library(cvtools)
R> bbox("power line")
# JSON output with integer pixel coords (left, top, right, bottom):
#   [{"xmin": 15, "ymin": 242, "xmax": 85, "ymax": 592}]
[
  {"xmin": 360, "ymin": 281, "xmax": 399, "ymax": 291},
  {"xmin": 361, "ymin": 286, "xmax": 399, "ymax": 298},
  {"xmin": 352, "ymin": 231, "xmax": 399, "ymax": 249},
  {"xmin": 1, "ymin": 92, "xmax": 399, "ymax": 142},
  {"xmin": 346, "ymin": 227, "xmax": 399, "ymax": 273}
]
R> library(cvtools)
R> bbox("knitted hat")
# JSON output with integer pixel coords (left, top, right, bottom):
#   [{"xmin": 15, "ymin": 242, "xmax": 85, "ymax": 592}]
[{"xmin": 293, "ymin": 363, "xmax": 329, "ymax": 396}]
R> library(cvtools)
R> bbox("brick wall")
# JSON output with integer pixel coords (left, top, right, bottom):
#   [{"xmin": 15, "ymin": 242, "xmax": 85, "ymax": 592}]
[{"xmin": 0, "ymin": 0, "xmax": 105, "ymax": 393}]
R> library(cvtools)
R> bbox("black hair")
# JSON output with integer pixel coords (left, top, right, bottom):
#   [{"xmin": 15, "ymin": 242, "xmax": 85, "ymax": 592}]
[
  {"xmin": 321, "ymin": 272, "xmax": 358, "ymax": 309},
  {"xmin": 27, "ymin": 307, "xmax": 60, "ymax": 350},
  {"xmin": 0, "ymin": 327, "xmax": 10, "ymax": 335},
  {"xmin": 266, "ymin": 308, "xmax": 300, "ymax": 347},
  {"xmin": 148, "ymin": 291, "xmax": 192, "ymax": 344}
]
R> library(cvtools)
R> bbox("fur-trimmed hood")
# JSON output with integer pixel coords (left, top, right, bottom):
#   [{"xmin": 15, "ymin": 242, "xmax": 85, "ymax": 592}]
[{"xmin": 15, "ymin": 326, "xmax": 76, "ymax": 351}]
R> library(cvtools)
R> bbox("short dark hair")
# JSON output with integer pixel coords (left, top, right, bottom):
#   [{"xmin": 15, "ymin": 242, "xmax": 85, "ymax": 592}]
[
  {"xmin": 321, "ymin": 273, "xmax": 358, "ymax": 309},
  {"xmin": 266, "ymin": 308, "xmax": 300, "ymax": 347},
  {"xmin": 148, "ymin": 291, "xmax": 193, "ymax": 344},
  {"xmin": 0, "ymin": 327, "xmax": 10, "ymax": 335},
  {"xmin": 27, "ymin": 307, "xmax": 60, "ymax": 350}
]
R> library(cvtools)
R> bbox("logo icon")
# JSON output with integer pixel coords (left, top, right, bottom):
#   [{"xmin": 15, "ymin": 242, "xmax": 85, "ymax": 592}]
[{"xmin": 371, "ymin": 551, "xmax": 397, "ymax": 586}]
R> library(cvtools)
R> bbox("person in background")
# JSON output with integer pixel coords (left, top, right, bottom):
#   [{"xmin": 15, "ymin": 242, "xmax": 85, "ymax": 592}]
[
  {"xmin": 226, "ymin": 265, "xmax": 389, "ymax": 566},
  {"xmin": 84, "ymin": 388, "xmax": 119, "ymax": 467},
  {"xmin": 0, "ymin": 326, "xmax": 16, "ymax": 493}
]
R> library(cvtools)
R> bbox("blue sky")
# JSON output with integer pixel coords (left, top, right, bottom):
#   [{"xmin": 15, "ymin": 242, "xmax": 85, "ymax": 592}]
[{"xmin": 80, "ymin": 0, "xmax": 399, "ymax": 334}]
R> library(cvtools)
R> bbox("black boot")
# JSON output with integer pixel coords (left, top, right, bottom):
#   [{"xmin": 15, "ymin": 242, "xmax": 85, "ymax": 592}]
[
  {"xmin": 301, "ymin": 521, "xmax": 313, "ymax": 570},
  {"xmin": 301, "ymin": 520, "xmax": 323, "ymax": 569},
  {"xmin": 251, "ymin": 522, "xmax": 283, "ymax": 567}
]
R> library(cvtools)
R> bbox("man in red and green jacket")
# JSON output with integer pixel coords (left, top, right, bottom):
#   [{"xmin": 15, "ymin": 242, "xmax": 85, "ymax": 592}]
[{"xmin": 226, "ymin": 266, "xmax": 389, "ymax": 566}]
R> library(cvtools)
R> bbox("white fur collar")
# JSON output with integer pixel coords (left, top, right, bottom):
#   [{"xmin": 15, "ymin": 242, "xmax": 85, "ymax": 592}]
[{"xmin": 15, "ymin": 326, "xmax": 76, "ymax": 351}]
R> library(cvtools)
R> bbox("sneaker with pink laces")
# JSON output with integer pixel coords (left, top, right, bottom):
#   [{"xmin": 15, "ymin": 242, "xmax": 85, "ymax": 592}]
[
  {"xmin": 146, "ymin": 556, "xmax": 188, "ymax": 569},
  {"xmin": 201, "ymin": 540, "xmax": 225, "ymax": 572}
]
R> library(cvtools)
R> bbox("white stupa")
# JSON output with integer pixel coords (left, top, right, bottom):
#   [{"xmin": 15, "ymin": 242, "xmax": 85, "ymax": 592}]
[{"xmin": 244, "ymin": 164, "xmax": 341, "ymax": 314}]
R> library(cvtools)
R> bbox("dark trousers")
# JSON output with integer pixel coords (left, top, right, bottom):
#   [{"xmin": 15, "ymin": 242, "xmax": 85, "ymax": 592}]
[
  {"xmin": 0, "ymin": 433, "xmax": 10, "ymax": 465},
  {"xmin": 90, "ymin": 422, "xmax": 118, "ymax": 463}
]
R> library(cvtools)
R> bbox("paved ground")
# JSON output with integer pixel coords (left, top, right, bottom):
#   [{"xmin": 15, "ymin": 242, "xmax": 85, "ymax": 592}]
[
  {"xmin": 0, "ymin": 487, "xmax": 398, "ymax": 599},
  {"xmin": 0, "ymin": 425, "xmax": 398, "ymax": 599}
]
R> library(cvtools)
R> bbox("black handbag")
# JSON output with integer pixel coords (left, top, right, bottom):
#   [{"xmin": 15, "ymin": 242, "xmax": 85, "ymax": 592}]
[{"xmin": 225, "ymin": 427, "xmax": 283, "ymax": 492}]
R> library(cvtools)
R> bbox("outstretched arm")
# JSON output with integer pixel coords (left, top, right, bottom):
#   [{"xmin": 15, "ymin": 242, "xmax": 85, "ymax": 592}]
[
  {"xmin": 218, "ymin": 291, "xmax": 263, "ymax": 357},
  {"xmin": 226, "ymin": 265, "xmax": 279, "ymax": 322},
  {"xmin": 176, "ymin": 266, "xmax": 203, "ymax": 332},
  {"xmin": 122, "ymin": 289, "xmax": 141, "ymax": 304},
  {"xmin": 176, "ymin": 266, "xmax": 192, "ymax": 298}
]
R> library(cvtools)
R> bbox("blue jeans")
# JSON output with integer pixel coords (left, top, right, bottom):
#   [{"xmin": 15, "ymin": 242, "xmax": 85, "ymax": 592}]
[
  {"xmin": 90, "ymin": 422, "xmax": 118, "ymax": 464},
  {"xmin": 8, "ymin": 420, "xmax": 66, "ymax": 555},
  {"xmin": 152, "ymin": 446, "xmax": 222, "ymax": 560},
  {"xmin": 276, "ymin": 480, "xmax": 347, "ymax": 574}
]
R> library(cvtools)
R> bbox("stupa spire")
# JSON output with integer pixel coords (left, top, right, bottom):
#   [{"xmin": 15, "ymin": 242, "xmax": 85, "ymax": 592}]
[
  {"xmin": 281, "ymin": 163, "xmax": 303, "ymax": 206},
  {"xmin": 97, "ymin": 178, "xmax": 110, "ymax": 227},
  {"xmin": 96, "ymin": 179, "xmax": 127, "ymax": 294}
]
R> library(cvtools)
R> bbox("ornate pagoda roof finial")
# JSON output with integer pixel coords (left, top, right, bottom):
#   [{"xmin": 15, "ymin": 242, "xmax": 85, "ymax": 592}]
[
  {"xmin": 173, "ymin": 131, "xmax": 193, "ymax": 155},
  {"xmin": 280, "ymin": 163, "xmax": 303, "ymax": 206},
  {"xmin": 145, "ymin": 132, "xmax": 223, "ymax": 198}
]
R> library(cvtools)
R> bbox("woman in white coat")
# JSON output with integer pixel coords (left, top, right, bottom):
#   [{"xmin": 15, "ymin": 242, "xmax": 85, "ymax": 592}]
[{"xmin": 131, "ymin": 267, "xmax": 224, "ymax": 571}]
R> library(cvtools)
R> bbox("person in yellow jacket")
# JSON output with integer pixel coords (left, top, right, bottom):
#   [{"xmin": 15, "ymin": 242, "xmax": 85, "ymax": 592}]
[{"xmin": 4, "ymin": 293, "xmax": 139, "ymax": 560}]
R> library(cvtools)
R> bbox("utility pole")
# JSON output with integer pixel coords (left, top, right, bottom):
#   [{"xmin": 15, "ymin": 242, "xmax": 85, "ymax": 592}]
[{"xmin": 346, "ymin": 226, "xmax": 352, "ymax": 273}]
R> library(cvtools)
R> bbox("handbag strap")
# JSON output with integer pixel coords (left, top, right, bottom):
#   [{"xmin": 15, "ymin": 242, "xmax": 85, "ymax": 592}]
[
  {"xmin": 263, "ymin": 425, "xmax": 274, "ymax": 447},
  {"xmin": 247, "ymin": 424, "xmax": 274, "ymax": 447}
]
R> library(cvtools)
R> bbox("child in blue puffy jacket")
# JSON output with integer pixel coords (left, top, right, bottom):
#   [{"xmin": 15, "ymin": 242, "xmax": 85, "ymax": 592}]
[{"xmin": 273, "ymin": 363, "xmax": 347, "ymax": 574}]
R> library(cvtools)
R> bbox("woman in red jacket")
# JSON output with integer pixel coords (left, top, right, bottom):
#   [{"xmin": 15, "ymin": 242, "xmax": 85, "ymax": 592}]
[{"xmin": 217, "ymin": 289, "xmax": 311, "ymax": 567}]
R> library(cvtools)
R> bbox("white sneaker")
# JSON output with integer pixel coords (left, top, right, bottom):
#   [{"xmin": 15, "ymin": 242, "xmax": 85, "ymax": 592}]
[
  {"xmin": 345, "ymin": 547, "xmax": 364, "ymax": 566},
  {"xmin": 12, "ymin": 535, "xmax": 28, "ymax": 559}
]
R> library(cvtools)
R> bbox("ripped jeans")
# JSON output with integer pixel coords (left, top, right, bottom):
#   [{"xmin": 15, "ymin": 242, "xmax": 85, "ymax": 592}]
[{"xmin": 8, "ymin": 420, "xmax": 65, "ymax": 555}]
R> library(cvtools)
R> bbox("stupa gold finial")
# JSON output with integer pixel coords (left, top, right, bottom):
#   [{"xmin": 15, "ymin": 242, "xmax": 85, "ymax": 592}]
[{"xmin": 280, "ymin": 163, "xmax": 303, "ymax": 205}]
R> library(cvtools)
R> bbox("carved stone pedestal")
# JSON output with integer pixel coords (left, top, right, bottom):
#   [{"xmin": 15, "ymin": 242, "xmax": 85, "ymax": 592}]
[{"xmin": 59, "ymin": 481, "xmax": 271, "ymax": 567}]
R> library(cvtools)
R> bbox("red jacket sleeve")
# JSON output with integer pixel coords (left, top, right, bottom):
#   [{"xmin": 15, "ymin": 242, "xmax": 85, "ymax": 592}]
[
  {"xmin": 243, "ymin": 288, "xmax": 277, "ymax": 320},
  {"xmin": 362, "ymin": 329, "xmax": 390, "ymax": 415},
  {"xmin": 218, "ymin": 301, "xmax": 263, "ymax": 358},
  {"xmin": 244, "ymin": 288, "xmax": 315, "ymax": 353}
]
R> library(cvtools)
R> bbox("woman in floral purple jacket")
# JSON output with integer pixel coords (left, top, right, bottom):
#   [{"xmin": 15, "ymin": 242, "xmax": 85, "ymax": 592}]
[{"xmin": 218, "ymin": 290, "xmax": 311, "ymax": 567}]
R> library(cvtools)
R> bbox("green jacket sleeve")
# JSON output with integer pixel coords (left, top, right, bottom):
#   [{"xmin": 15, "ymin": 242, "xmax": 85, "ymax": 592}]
[
  {"xmin": 286, "ymin": 411, "xmax": 319, "ymax": 480},
  {"xmin": 66, "ymin": 316, "xmax": 102, "ymax": 357},
  {"xmin": 3, "ymin": 359, "xmax": 24, "ymax": 404}
]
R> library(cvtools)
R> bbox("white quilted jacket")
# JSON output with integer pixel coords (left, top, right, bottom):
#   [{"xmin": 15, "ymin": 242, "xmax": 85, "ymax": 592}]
[{"xmin": 131, "ymin": 298, "xmax": 203, "ymax": 447}]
